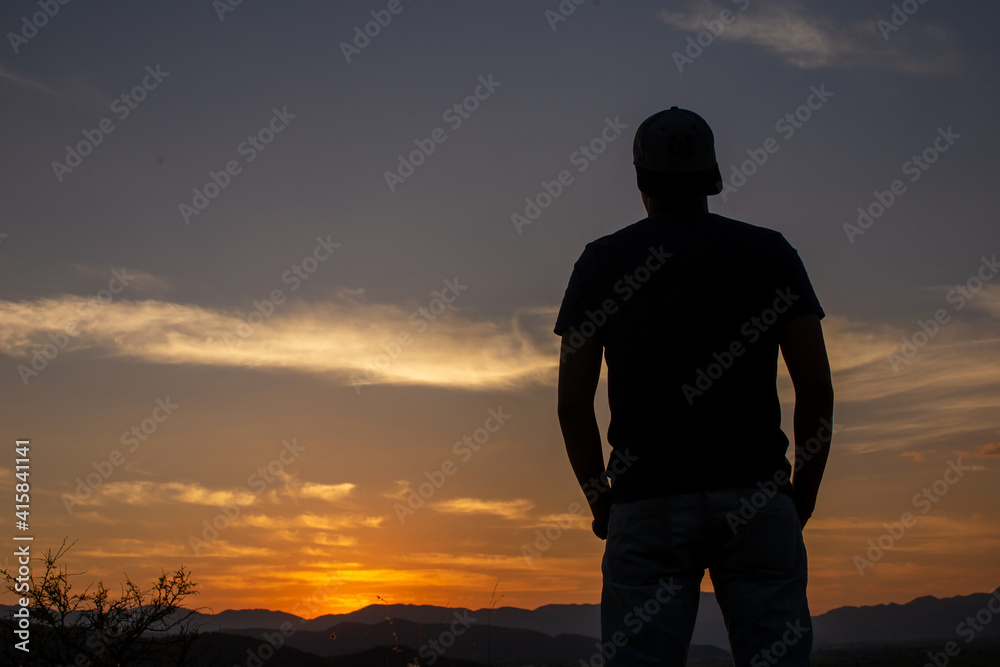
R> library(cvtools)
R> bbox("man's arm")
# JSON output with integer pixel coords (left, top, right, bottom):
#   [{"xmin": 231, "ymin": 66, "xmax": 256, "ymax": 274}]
[
  {"xmin": 778, "ymin": 314, "xmax": 834, "ymax": 528},
  {"xmin": 556, "ymin": 333, "xmax": 610, "ymax": 539}
]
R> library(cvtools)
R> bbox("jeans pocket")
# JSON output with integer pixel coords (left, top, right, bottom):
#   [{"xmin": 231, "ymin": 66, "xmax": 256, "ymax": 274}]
[
  {"xmin": 604, "ymin": 499, "xmax": 673, "ymax": 586},
  {"xmin": 737, "ymin": 491, "xmax": 800, "ymax": 575}
]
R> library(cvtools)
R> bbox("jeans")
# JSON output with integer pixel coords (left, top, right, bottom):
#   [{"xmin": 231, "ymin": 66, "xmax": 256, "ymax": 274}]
[{"xmin": 599, "ymin": 487, "xmax": 812, "ymax": 666}]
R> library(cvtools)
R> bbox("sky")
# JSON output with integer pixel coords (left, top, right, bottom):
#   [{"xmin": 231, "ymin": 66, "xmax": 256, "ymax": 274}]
[{"xmin": 1, "ymin": 0, "xmax": 998, "ymax": 620}]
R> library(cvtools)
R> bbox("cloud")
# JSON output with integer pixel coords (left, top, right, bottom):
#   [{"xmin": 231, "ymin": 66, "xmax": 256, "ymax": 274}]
[
  {"xmin": 0, "ymin": 64, "xmax": 114, "ymax": 108},
  {"xmin": 0, "ymin": 291, "xmax": 557, "ymax": 391},
  {"xmin": 658, "ymin": 0, "xmax": 959, "ymax": 74},
  {"xmin": 4, "ymin": 287, "xmax": 999, "ymax": 464},
  {"xmin": 239, "ymin": 513, "xmax": 382, "ymax": 531},
  {"xmin": 69, "ymin": 537, "xmax": 274, "ymax": 560},
  {"xmin": 162, "ymin": 540, "xmax": 275, "ymax": 559},
  {"xmin": 968, "ymin": 283, "xmax": 1000, "ymax": 319},
  {"xmin": 978, "ymin": 442, "xmax": 1000, "ymax": 457},
  {"xmin": 312, "ymin": 533, "xmax": 361, "ymax": 547},
  {"xmin": 75, "ymin": 476, "xmax": 363, "ymax": 511},
  {"xmin": 900, "ymin": 451, "xmax": 929, "ymax": 463},
  {"xmin": 91, "ymin": 481, "xmax": 257, "ymax": 507},
  {"xmin": 808, "ymin": 299, "xmax": 1000, "ymax": 456},
  {"xmin": 402, "ymin": 552, "xmax": 543, "ymax": 568},
  {"xmin": 532, "ymin": 512, "xmax": 592, "ymax": 530},
  {"xmin": 0, "ymin": 64, "xmax": 58, "ymax": 96},
  {"xmin": 433, "ymin": 498, "xmax": 535, "ymax": 520},
  {"xmin": 296, "ymin": 482, "xmax": 356, "ymax": 503}
]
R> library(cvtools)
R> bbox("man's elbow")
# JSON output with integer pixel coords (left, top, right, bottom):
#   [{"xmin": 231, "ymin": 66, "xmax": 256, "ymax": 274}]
[
  {"xmin": 806, "ymin": 381, "xmax": 834, "ymax": 401},
  {"xmin": 557, "ymin": 399, "xmax": 596, "ymax": 424},
  {"xmin": 796, "ymin": 382, "xmax": 834, "ymax": 410}
]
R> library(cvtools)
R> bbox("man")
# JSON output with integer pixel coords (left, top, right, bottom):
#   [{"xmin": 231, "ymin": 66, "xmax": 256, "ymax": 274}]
[{"xmin": 555, "ymin": 107, "xmax": 834, "ymax": 666}]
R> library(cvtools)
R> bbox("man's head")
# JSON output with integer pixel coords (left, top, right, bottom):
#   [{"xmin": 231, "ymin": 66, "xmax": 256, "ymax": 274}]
[{"xmin": 632, "ymin": 107, "xmax": 723, "ymax": 211}]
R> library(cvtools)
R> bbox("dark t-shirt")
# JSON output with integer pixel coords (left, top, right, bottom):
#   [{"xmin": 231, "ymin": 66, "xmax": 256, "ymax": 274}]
[{"xmin": 554, "ymin": 212, "xmax": 825, "ymax": 504}]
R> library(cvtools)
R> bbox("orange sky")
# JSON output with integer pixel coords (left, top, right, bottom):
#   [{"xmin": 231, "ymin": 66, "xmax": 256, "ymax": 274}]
[
  {"xmin": 2, "ymin": 295, "xmax": 999, "ymax": 617},
  {"xmin": 1, "ymin": 0, "xmax": 999, "ymax": 627}
]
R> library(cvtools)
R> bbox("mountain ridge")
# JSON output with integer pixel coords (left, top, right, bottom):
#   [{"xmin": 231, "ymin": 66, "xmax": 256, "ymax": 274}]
[{"xmin": 3, "ymin": 587, "xmax": 997, "ymax": 651}]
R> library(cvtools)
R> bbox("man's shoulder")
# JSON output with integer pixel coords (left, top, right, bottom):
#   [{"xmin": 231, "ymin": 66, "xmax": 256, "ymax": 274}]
[{"xmin": 580, "ymin": 213, "xmax": 787, "ymax": 256}]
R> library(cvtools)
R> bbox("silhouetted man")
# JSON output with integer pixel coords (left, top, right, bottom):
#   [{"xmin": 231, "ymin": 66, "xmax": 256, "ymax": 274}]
[{"xmin": 555, "ymin": 107, "xmax": 834, "ymax": 666}]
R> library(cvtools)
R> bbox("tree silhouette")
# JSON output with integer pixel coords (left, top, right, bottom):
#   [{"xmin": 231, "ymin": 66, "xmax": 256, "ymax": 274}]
[{"xmin": 1, "ymin": 538, "xmax": 205, "ymax": 667}]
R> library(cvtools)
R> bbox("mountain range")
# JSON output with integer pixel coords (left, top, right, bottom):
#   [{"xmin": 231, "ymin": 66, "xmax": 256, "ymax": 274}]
[
  {"xmin": 3, "ymin": 588, "xmax": 998, "ymax": 665},
  {"xmin": 176, "ymin": 588, "xmax": 1000, "ymax": 650}
]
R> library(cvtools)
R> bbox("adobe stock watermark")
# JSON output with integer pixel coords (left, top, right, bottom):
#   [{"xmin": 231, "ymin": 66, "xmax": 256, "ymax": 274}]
[
  {"xmin": 340, "ymin": 0, "xmax": 416, "ymax": 63},
  {"xmin": 922, "ymin": 588, "xmax": 1000, "ymax": 667},
  {"xmin": 719, "ymin": 84, "xmax": 833, "ymax": 202},
  {"xmin": 747, "ymin": 618, "xmax": 811, "ymax": 666},
  {"xmin": 213, "ymin": 0, "xmax": 251, "ymax": 22},
  {"xmin": 877, "ymin": 0, "xmax": 932, "ymax": 41},
  {"xmin": 178, "ymin": 106, "xmax": 296, "ymax": 224},
  {"xmin": 579, "ymin": 577, "xmax": 683, "ymax": 667},
  {"xmin": 7, "ymin": 0, "xmax": 74, "ymax": 54},
  {"xmin": 511, "ymin": 116, "xmax": 629, "ymax": 234},
  {"xmin": 350, "ymin": 277, "xmax": 468, "ymax": 394},
  {"xmin": 521, "ymin": 449, "xmax": 638, "ymax": 564},
  {"xmin": 61, "ymin": 396, "xmax": 180, "ymax": 514},
  {"xmin": 544, "ymin": 0, "xmax": 589, "ymax": 31},
  {"xmin": 671, "ymin": 0, "xmax": 752, "ymax": 73},
  {"xmin": 384, "ymin": 74, "xmax": 501, "ymax": 192},
  {"xmin": 725, "ymin": 418, "xmax": 839, "ymax": 532},
  {"xmin": 558, "ymin": 245, "xmax": 673, "ymax": 361},
  {"xmin": 681, "ymin": 288, "xmax": 799, "ymax": 405},
  {"xmin": 51, "ymin": 65, "xmax": 169, "ymax": 182},
  {"xmin": 16, "ymin": 267, "xmax": 135, "ymax": 386},
  {"xmin": 187, "ymin": 437, "xmax": 306, "ymax": 554},
  {"xmin": 224, "ymin": 235, "xmax": 340, "ymax": 348},
  {"xmin": 393, "ymin": 407, "xmax": 511, "ymax": 523},
  {"xmin": 417, "ymin": 610, "xmax": 479, "ymax": 665},
  {"xmin": 887, "ymin": 254, "xmax": 997, "ymax": 371},
  {"xmin": 853, "ymin": 458, "xmax": 972, "ymax": 575},
  {"xmin": 844, "ymin": 126, "xmax": 960, "ymax": 244}
]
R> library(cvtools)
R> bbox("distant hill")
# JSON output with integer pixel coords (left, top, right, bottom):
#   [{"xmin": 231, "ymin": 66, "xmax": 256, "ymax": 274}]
[
  {"xmin": 180, "ymin": 593, "xmax": 728, "ymax": 644},
  {"xmin": 225, "ymin": 618, "xmax": 731, "ymax": 665},
  {"xmin": 169, "ymin": 588, "xmax": 1000, "ymax": 649},
  {"xmin": 3, "ymin": 587, "xmax": 997, "ymax": 656},
  {"xmin": 813, "ymin": 591, "xmax": 1000, "ymax": 647},
  {"xmin": 185, "ymin": 632, "xmax": 488, "ymax": 667}
]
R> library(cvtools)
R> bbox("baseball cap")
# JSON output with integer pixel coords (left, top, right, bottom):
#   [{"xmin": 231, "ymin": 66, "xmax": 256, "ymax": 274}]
[{"xmin": 632, "ymin": 106, "xmax": 724, "ymax": 197}]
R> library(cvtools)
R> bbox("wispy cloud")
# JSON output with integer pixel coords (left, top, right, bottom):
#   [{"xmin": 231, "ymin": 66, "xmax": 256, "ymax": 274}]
[
  {"xmin": 0, "ymin": 64, "xmax": 58, "ymax": 96},
  {"xmin": 297, "ymin": 482, "xmax": 357, "ymax": 503},
  {"xmin": 3, "ymin": 287, "xmax": 998, "ymax": 464},
  {"xmin": 658, "ymin": 0, "xmax": 959, "ymax": 73},
  {"xmin": 531, "ymin": 512, "xmax": 591, "ymax": 530},
  {"xmin": 93, "ymin": 481, "xmax": 257, "ymax": 507},
  {"xmin": 978, "ymin": 442, "xmax": 1000, "ymax": 457},
  {"xmin": 433, "ymin": 498, "xmax": 535, "ymax": 520},
  {"xmin": 72, "ymin": 538, "xmax": 269, "ymax": 560},
  {"xmin": 239, "ymin": 513, "xmax": 381, "ymax": 532},
  {"xmin": 0, "ymin": 64, "xmax": 112, "ymax": 108},
  {"xmin": 77, "ymin": 478, "xmax": 364, "ymax": 510},
  {"xmin": 0, "ymin": 292, "xmax": 556, "ymax": 390},
  {"xmin": 803, "ymin": 287, "xmax": 1000, "ymax": 456}
]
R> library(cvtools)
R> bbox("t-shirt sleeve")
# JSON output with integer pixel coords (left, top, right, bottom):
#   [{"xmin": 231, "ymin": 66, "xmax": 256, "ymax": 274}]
[
  {"xmin": 772, "ymin": 235, "xmax": 825, "ymax": 321},
  {"xmin": 554, "ymin": 247, "xmax": 599, "ymax": 337}
]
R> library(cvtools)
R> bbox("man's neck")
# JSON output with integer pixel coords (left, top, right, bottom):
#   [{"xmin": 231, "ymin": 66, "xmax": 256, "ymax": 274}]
[{"xmin": 644, "ymin": 195, "xmax": 709, "ymax": 217}]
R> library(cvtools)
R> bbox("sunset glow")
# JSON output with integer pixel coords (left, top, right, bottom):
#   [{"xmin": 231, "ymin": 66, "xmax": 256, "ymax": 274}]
[{"xmin": 1, "ymin": 0, "xmax": 998, "ymax": 630}]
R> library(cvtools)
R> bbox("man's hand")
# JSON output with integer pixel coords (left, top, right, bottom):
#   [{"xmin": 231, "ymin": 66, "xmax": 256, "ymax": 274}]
[{"xmin": 591, "ymin": 497, "xmax": 611, "ymax": 540}]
